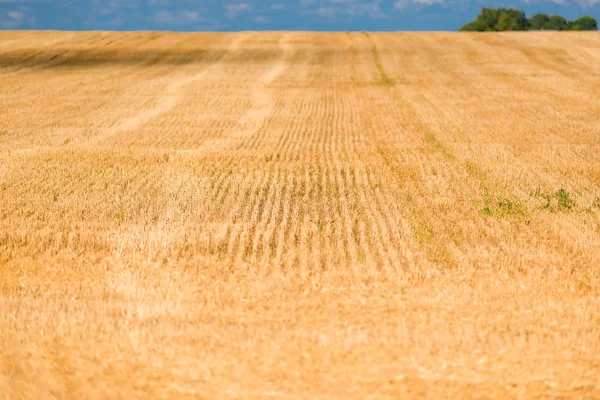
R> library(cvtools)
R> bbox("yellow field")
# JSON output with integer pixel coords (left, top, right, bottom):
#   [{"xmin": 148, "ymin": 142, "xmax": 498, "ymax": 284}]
[{"xmin": 1, "ymin": 31, "xmax": 600, "ymax": 398}]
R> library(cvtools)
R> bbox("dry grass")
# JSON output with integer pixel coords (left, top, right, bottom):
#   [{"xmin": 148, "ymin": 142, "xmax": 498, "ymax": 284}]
[{"xmin": 1, "ymin": 31, "xmax": 600, "ymax": 399}]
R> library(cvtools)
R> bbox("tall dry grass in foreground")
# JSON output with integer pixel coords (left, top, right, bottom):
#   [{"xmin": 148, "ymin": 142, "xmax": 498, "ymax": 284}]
[{"xmin": 1, "ymin": 31, "xmax": 600, "ymax": 399}]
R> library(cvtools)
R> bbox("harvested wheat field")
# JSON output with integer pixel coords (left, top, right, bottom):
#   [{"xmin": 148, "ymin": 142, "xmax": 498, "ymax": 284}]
[{"xmin": 1, "ymin": 31, "xmax": 600, "ymax": 399}]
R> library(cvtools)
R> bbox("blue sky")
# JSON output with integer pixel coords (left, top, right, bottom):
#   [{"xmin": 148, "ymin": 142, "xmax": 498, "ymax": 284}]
[{"xmin": 0, "ymin": 0, "xmax": 598, "ymax": 31}]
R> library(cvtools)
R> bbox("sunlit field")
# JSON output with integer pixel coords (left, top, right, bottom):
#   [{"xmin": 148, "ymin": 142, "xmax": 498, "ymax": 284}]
[{"xmin": 1, "ymin": 31, "xmax": 600, "ymax": 398}]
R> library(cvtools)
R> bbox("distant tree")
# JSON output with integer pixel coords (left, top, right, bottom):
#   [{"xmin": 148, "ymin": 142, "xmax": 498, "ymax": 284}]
[
  {"xmin": 459, "ymin": 8, "xmax": 598, "ymax": 32},
  {"xmin": 529, "ymin": 13, "xmax": 550, "ymax": 30},
  {"xmin": 459, "ymin": 20, "xmax": 489, "ymax": 32},
  {"xmin": 506, "ymin": 9, "xmax": 529, "ymax": 30},
  {"xmin": 547, "ymin": 15, "xmax": 568, "ymax": 30},
  {"xmin": 479, "ymin": 7, "xmax": 502, "ymax": 30},
  {"xmin": 465, "ymin": 7, "xmax": 527, "ymax": 31},
  {"xmin": 497, "ymin": 12, "xmax": 520, "ymax": 31},
  {"xmin": 570, "ymin": 16, "xmax": 598, "ymax": 31}
]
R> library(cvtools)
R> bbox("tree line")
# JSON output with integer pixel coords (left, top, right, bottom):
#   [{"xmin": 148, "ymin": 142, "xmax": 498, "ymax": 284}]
[{"xmin": 460, "ymin": 8, "xmax": 598, "ymax": 31}]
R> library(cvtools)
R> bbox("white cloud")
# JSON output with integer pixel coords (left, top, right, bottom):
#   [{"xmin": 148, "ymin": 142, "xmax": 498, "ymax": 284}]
[
  {"xmin": 8, "ymin": 11, "xmax": 23, "ymax": 20},
  {"xmin": 152, "ymin": 9, "xmax": 199, "ymax": 25},
  {"xmin": 393, "ymin": 0, "xmax": 448, "ymax": 8},
  {"xmin": 412, "ymin": 0, "xmax": 444, "ymax": 4},
  {"xmin": 572, "ymin": 0, "xmax": 600, "ymax": 6},
  {"xmin": 225, "ymin": 3, "xmax": 252, "ymax": 19},
  {"xmin": 306, "ymin": 0, "xmax": 387, "ymax": 19},
  {"xmin": 394, "ymin": 0, "xmax": 409, "ymax": 9},
  {"xmin": 316, "ymin": 6, "xmax": 336, "ymax": 16}
]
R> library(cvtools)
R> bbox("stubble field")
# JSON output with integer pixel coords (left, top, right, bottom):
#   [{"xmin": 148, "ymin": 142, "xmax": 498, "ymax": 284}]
[{"xmin": 1, "ymin": 31, "xmax": 600, "ymax": 398}]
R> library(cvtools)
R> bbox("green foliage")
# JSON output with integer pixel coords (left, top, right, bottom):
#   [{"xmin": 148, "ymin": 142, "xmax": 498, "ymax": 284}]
[
  {"xmin": 481, "ymin": 188, "xmax": 524, "ymax": 217},
  {"xmin": 544, "ymin": 188, "xmax": 575, "ymax": 212},
  {"xmin": 460, "ymin": 8, "xmax": 597, "ymax": 32},
  {"xmin": 547, "ymin": 15, "xmax": 568, "ymax": 30},
  {"xmin": 529, "ymin": 13, "xmax": 550, "ymax": 30},
  {"xmin": 480, "ymin": 7, "xmax": 502, "ymax": 29},
  {"xmin": 507, "ymin": 9, "xmax": 529, "ymax": 30},
  {"xmin": 570, "ymin": 16, "xmax": 598, "ymax": 31},
  {"xmin": 497, "ymin": 12, "xmax": 520, "ymax": 31},
  {"xmin": 555, "ymin": 188, "xmax": 574, "ymax": 211},
  {"xmin": 497, "ymin": 198, "xmax": 524, "ymax": 216},
  {"xmin": 459, "ymin": 20, "xmax": 489, "ymax": 32}
]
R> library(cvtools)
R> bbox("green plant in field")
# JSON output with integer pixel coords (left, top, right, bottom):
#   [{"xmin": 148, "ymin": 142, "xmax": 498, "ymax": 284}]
[
  {"xmin": 481, "ymin": 187, "xmax": 493, "ymax": 216},
  {"xmin": 424, "ymin": 133, "xmax": 437, "ymax": 145},
  {"xmin": 481, "ymin": 188, "xmax": 523, "ymax": 217},
  {"xmin": 555, "ymin": 188, "xmax": 574, "ymax": 210},
  {"xmin": 544, "ymin": 188, "xmax": 575, "ymax": 212},
  {"xmin": 497, "ymin": 198, "xmax": 523, "ymax": 216},
  {"xmin": 482, "ymin": 206, "xmax": 493, "ymax": 216},
  {"xmin": 377, "ymin": 75, "xmax": 396, "ymax": 87},
  {"xmin": 316, "ymin": 219, "xmax": 324, "ymax": 231}
]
